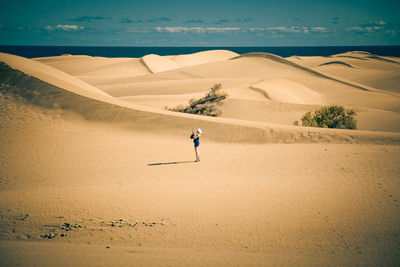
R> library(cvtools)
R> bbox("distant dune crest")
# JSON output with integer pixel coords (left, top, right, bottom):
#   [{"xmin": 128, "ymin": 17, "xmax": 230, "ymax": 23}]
[
  {"xmin": 141, "ymin": 50, "xmax": 239, "ymax": 73},
  {"xmin": 318, "ymin": 61, "xmax": 355, "ymax": 68}
]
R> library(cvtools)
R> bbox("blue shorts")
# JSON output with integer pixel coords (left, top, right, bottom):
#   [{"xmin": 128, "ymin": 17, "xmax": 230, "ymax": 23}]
[{"xmin": 194, "ymin": 139, "xmax": 200, "ymax": 147}]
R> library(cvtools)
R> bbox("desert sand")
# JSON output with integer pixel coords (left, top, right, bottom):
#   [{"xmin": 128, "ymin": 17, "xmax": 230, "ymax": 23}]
[{"xmin": 0, "ymin": 49, "xmax": 400, "ymax": 266}]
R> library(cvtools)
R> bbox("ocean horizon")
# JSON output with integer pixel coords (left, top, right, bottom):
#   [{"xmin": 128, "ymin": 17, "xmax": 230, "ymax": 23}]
[{"xmin": 1, "ymin": 45, "xmax": 400, "ymax": 58}]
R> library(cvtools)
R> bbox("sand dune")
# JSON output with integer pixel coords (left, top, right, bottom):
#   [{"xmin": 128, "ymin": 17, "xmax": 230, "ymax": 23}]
[
  {"xmin": 288, "ymin": 51, "xmax": 400, "ymax": 94},
  {"xmin": 34, "ymin": 50, "xmax": 238, "ymax": 83},
  {"xmin": 1, "ymin": 85, "xmax": 400, "ymax": 266},
  {"xmin": 335, "ymin": 51, "xmax": 400, "ymax": 65},
  {"xmin": 107, "ymin": 52, "xmax": 395, "ymax": 98},
  {"xmin": 168, "ymin": 49, "xmax": 239, "ymax": 67},
  {"xmin": 141, "ymin": 50, "xmax": 239, "ymax": 73},
  {"xmin": 141, "ymin": 54, "xmax": 180, "ymax": 73},
  {"xmin": 236, "ymin": 52, "xmax": 399, "ymax": 96},
  {"xmin": 30, "ymin": 50, "xmax": 400, "ymax": 131},
  {"xmin": 250, "ymin": 79, "xmax": 326, "ymax": 105},
  {"xmin": 90, "ymin": 52, "xmax": 400, "ymax": 131},
  {"xmin": 34, "ymin": 55, "xmax": 151, "ymax": 77},
  {"xmin": 99, "ymin": 78, "xmax": 256, "ymax": 97},
  {"xmin": 2, "ymin": 49, "xmax": 400, "ymax": 266},
  {"xmin": 1, "ymin": 53, "xmax": 111, "ymax": 99},
  {"xmin": 2, "ymin": 53, "xmax": 400, "ymax": 144}
]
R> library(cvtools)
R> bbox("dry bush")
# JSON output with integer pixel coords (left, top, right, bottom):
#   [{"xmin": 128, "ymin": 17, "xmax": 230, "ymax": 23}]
[
  {"xmin": 294, "ymin": 105, "xmax": 357, "ymax": 129},
  {"xmin": 166, "ymin": 83, "xmax": 228, "ymax": 117}
]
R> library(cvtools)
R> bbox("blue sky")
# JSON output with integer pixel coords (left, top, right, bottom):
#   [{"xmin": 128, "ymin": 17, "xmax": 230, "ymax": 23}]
[{"xmin": 0, "ymin": 0, "xmax": 399, "ymax": 46}]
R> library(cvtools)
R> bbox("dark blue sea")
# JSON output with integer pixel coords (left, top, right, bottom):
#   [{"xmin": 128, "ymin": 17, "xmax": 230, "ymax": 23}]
[{"xmin": 0, "ymin": 45, "xmax": 399, "ymax": 58}]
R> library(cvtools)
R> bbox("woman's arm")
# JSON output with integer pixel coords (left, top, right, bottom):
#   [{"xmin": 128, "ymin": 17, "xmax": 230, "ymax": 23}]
[{"xmin": 191, "ymin": 130, "xmax": 201, "ymax": 138}]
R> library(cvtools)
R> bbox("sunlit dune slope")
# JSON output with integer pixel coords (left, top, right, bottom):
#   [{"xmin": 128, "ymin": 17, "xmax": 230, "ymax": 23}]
[
  {"xmin": 93, "ymin": 52, "xmax": 400, "ymax": 116},
  {"xmin": 1, "ymin": 53, "xmax": 111, "ymax": 99},
  {"xmin": 287, "ymin": 51, "xmax": 400, "ymax": 94},
  {"xmin": 2, "ymin": 52, "xmax": 400, "ymax": 144}
]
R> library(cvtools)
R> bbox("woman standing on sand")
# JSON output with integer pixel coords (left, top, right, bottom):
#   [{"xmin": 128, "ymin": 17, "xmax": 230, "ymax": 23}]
[{"xmin": 191, "ymin": 128, "xmax": 202, "ymax": 162}]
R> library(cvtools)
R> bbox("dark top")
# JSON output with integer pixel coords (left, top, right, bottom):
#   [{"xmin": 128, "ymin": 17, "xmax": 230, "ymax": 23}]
[{"xmin": 193, "ymin": 137, "xmax": 200, "ymax": 147}]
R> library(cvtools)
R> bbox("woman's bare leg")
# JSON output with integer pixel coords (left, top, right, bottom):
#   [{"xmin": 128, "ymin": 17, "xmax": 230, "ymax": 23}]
[{"xmin": 195, "ymin": 147, "xmax": 200, "ymax": 162}]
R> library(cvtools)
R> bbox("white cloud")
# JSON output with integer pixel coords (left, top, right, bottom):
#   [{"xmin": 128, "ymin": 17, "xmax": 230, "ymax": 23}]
[
  {"xmin": 154, "ymin": 27, "xmax": 240, "ymax": 33},
  {"xmin": 153, "ymin": 26, "xmax": 334, "ymax": 35},
  {"xmin": 366, "ymin": 26, "xmax": 383, "ymax": 31},
  {"xmin": 155, "ymin": 27, "xmax": 195, "ymax": 33},
  {"xmin": 248, "ymin": 28, "xmax": 265, "ymax": 32},
  {"xmin": 265, "ymin": 26, "xmax": 332, "ymax": 34},
  {"xmin": 160, "ymin": 27, "xmax": 205, "ymax": 33},
  {"xmin": 206, "ymin": 27, "xmax": 241, "ymax": 32},
  {"xmin": 267, "ymin": 26, "xmax": 295, "ymax": 33},
  {"xmin": 267, "ymin": 26, "xmax": 309, "ymax": 34},
  {"xmin": 347, "ymin": 26, "xmax": 383, "ymax": 33},
  {"xmin": 375, "ymin": 20, "xmax": 387, "ymax": 26},
  {"xmin": 311, "ymin": 27, "xmax": 329, "ymax": 32},
  {"xmin": 45, "ymin": 24, "xmax": 84, "ymax": 31},
  {"xmin": 126, "ymin": 28, "xmax": 150, "ymax": 33},
  {"xmin": 346, "ymin": 20, "xmax": 396, "ymax": 35}
]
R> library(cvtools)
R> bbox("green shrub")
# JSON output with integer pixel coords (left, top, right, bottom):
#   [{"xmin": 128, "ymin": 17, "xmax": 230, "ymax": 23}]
[
  {"xmin": 166, "ymin": 83, "xmax": 228, "ymax": 117},
  {"xmin": 296, "ymin": 105, "xmax": 357, "ymax": 129}
]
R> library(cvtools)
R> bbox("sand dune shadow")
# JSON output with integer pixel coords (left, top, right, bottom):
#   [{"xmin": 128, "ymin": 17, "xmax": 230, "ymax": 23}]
[{"xmin": 147, "ymin": 161, "xmax": 195, "ymax": 166}]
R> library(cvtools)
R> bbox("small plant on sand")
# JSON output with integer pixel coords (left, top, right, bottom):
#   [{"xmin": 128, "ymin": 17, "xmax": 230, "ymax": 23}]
[
  {"xmin": 165, "ymin": 83, "xmax": 228, "ymax": 117},
  {"xmin": 294, "ymin": 105, "xmax": 357, "ymax": 129}
]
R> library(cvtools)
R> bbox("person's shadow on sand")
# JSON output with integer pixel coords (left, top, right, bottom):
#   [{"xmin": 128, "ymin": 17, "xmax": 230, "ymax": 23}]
[{"xmin": 147, "ymin": 161, "xmax": 195, "ymax": 166}]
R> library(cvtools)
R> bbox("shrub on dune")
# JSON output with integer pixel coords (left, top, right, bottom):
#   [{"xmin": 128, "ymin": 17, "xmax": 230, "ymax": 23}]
[
  {"xmin": 294, "ymin": 105, "xmax": 357, "ymax": 129},
  {"xmin": 166, "ymin": 83, "xmax": 228, "ymax": 117}
]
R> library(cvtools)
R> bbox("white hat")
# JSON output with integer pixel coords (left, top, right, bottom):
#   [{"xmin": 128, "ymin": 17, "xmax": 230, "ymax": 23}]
[{"xmin": 197, "ymin": 128, "xmax": 202, "ymax": 134}]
